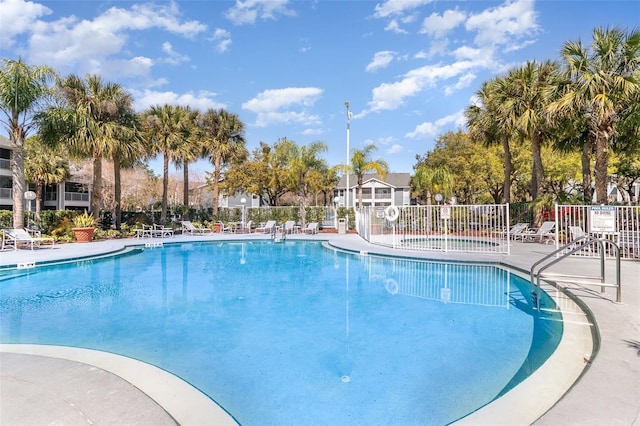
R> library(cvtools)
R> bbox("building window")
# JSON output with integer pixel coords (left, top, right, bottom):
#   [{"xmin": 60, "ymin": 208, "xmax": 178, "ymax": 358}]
[{"xmin": 375, "ymin": 188, "xmax": 391, "ymax": 196}]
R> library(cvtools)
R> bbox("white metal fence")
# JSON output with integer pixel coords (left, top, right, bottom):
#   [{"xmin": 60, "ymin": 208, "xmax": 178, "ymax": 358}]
[
  {"xmin": 553, "ymin": 204, "xmax": 639, "ymax": 260},
  {"xmin": 356, "ymin": 205, "xmax": 511, "ymax": 254}
]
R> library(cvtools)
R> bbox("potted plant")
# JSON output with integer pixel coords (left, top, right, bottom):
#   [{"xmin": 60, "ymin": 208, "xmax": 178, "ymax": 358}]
[{"xmin": 72, "ymin": 211, "xmax": 97, "ymax": 242}]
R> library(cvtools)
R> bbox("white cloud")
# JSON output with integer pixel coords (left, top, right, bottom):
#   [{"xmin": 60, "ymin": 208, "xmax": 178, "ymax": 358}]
[
  {"xmin": 387, "ymin": 144, "xmax": 404, "ymax": 154},
  {"xmin": 161, "ymin": 42, "xmax": 190, "ymax": 65},
  {"xmin": 466, "ymin": 0, "xmax": 539, "ymax": 48},
  {"xmin": 384, "ymin": 19, "xmax": 408, "ymax": 34},
  {"xmin": 212, "ymin": 28, "xmax": 232, "ymax": 53},
  {"xmin": 405, "ymin": 110, "xmax": 465, "ymax": 139},
  {"xmin": 420, "ymin": 8, "xmax": 466, "ymax": 38},
  {"xmin": 132, "ymin": 89, "xmax": 225, "ymax": 112},
  {"xmin": 225, "ymin": 0, "xmax": 295, "ymax": 25},
  {"xmin": 242, "ymin": 87, "xmax": 323, "ymax": 127},
  {"xmin": 444, "ymin": 73, "xmax": 476, "ymax": 95},
  {"xmin": 366, "ymin": 51, "xmax": 396, "ymax": 72},
  {"xmin": 0, "ymin": 0, "xmax": 51, "ymax": 48},
  {"xmin": 373, "ymin": 0, "xmax": 434, "ymax": 19}
]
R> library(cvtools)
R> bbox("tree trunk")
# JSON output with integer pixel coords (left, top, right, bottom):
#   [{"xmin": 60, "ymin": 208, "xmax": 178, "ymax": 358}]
[
  {"xmin": 161, "ymin": 153, "xmax": 169, "ymax": 223},
  {"xmin": 581, "ymin": 133, "xmax": 595, "ymax": 203},
  {"xmin": 183, "ymin": 160, "xmax": 189, "ymax": 207},
  {"xmin": 212, "ymin": 155, "xmax": 221, "ymax": 215},
  {"xmin": 594, "ymin": 131, "xmax": 609, "ymax": 205},
  {"xmin": 92, "ymin": 153, "xmax": 102, "ymax": 220},
  {"xmin": 35, "ymin": 182, "xmax": 43, "ymax": 223},
  {"xmin": 358, "ymin": 174, "xmax": 364, "ymax": 208},
  {"xmin": 113, "ymin": 154, "xmax": 122, "ymax": 230},
  {"xmin": 530, "ymin": 131, "xmax": 544, "ymax": 200},
  {"xmin": 502, "ymin": 136, "xmax": 512, "ymax": 203},
  {"xmin": 11, "ymin": 143, "xmax": 26, "ymax": 229}
]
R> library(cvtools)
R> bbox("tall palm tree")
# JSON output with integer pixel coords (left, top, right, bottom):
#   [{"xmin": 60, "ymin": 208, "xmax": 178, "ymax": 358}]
[
  {"xmin": 498, "ymin": 60, "xmax": 562, "ymax": 200},
  {"xmin": 412, "ymin": 164, "xmax": 453, "ymax": 233},
  {"xmin": 550, "ymin": 26, "xmax": 640, "ymax": 204},
  {"xmin": 174, "ymin": 107, "xmax": 200, "ymax": 208},
  {"xmin": 350, "ymin": 144, "xmax": 389, "ymax": 208},
  {"xmin": 466, "ymin": 77, "xmax": 515, "ymax": 203},
  {"xmin": 38, "ymin": 74, "xmax": 135, "ymax": 221},
  {"xmin": 25, "ymin": 136, "xmax": 70, "ymax": 222},
  {"xmin": 0, "ymin": 58, "xmax": 56, "ymax": 229},
  {"xmin": 142, "ymin": 104, "xmax": 192, "ymax": 223},
  {"xmin": 285, "ymin": 139, "xmax": 328, "ymax": 229},
  {"xmin": 197, "ymin": 108, "xmax": 247, "ymax": 215}
]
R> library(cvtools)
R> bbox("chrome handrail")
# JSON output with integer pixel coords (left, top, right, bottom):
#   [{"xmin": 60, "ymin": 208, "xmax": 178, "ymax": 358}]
[{"xmin": 530, "ymin": 235, "xmax": 621, "ymax": 309}]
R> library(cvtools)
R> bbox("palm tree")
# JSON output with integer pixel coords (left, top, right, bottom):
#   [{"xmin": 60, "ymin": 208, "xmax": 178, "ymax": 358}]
[
  {"xmin": 285, "ymin": 140, "xmax": 328, "ymax": 229},
  {"xmin": 412, "ymin": 164, "xmax": 453, "ymax": 233},
  {"xmin": 24, "ymin": 136, "xmax": 70, "ymax": 222},
  {"xmin": 38, "ymin": 74, "xmax": 135, "ymax": 221},
  {"xmin": 466, "ymin": 77, "xmax": 515, "ymax": 203},
  {"xmin": 142, "ymin": 104, "xmax": 192, "ymax": 223},
  {"xmin": 350, "ymin": 144, "xmax": 389, "ymax": 208},
  {"xmin": 498, "ymin": 60, "xmax": 562, "ymax": 200},
  {"xmin": 0, "ymin": 58, "xmax": 56, "ymax": 229},
  {"xmin": 174, "ymin": 108, "xmax": 200, "ymax": 208},
  {"xmin": 197, "ymin": 108, "xmax": 247, "ymax": 215},
  {"xmin": 551, "ymin": 26, "xmax": 640, "ymax": 204}
]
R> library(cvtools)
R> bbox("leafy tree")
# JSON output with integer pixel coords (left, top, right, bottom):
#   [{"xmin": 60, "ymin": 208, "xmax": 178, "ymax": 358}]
[
  {"xmin": 141, "ymin": 104, "xmax": 192, "ymax": 223},
  {"xmin": 284, "ymin": 139, "xmax": 328, "ymax": 228},
  {"xmin": 38, "ymin": 74, "xmax": 135, "ymax": 220},
  {"xmin": 198, "ymin": 108, "xmax": 247, "ymax": 214},
  {"xmin": 498, "ymin": 60, "xmax": 562, "ymax": 200},
  {"xmin": 350, "ymin": 143, "xmax": 389, "ymax": 208},
  {"xmin": 25, "ymin": 136, "xmax": 70, "ymax": 221},
  {"xmin": 0, "ymin": 58, "xmax": 56, "ymax": 228},
  {"xmin": 553, "ymin": 26, "xmax": 640, "ymax": 204}
]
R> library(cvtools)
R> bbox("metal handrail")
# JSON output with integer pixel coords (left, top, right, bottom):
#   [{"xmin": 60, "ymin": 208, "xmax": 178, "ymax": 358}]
[{"xmin": 530, "ymin": 235, "xmax": 621, "ymax": 309}]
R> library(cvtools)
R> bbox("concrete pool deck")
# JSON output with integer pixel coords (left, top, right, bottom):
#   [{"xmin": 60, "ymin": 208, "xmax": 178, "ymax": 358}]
[{"xmin": 1, "ymin": 233, "xmax": 638, "ymax": 425}]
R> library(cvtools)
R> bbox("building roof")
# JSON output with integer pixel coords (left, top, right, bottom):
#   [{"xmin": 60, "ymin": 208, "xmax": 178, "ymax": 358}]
[
  {"xmin": 0, "ymin": 135, "xmax": 11, "ymax": 149},
  {"xmin": 336, "ymin": 172, "xmax": 411, "ymax": 189}
]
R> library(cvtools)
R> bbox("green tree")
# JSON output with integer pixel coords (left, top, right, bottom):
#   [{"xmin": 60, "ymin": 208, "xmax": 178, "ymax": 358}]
[
  {"xmin": 198, "ymin": 108, "xmax": 247, "ymax": 215},
  {"xmin": 350, "ymin": 143, "xmax": 389, "ymax": 208},
  {"xmin": 552, "ymin": 26, "xmax": 640, "ymax": 204},
  {"xmin": 25, "ymin": 136, "xmax": 70, "ymax": 221},
  {"xmin": 0, "ymin": 58, "xmax": 56, "ymax": 228},
  {"xmin": 38, "ymin": 74, "xmax": 135, "ymax": 221},
  {"xmin": 498, "ymin": 60, "xmax": 562, "ymax": 200},
  {"xmin": 284, "ymin": 139, "xmax": 327, "ymax": 229},
  {"xmin": 142, "ymin": 104, "xmax": 192, "ymax": 223}
]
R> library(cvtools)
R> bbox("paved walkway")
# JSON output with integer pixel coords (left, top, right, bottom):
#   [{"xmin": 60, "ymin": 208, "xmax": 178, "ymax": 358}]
[{"xmin": 1, "ymin": 233, "xmax": 638, "ymax": 425}]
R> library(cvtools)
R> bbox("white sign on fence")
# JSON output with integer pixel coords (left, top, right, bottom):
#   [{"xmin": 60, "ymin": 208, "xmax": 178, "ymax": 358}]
[
  {"xmin": 589, "ymin": 206, "xmax": 616, "ymax": 232},
  {"xmin": 440, "ymin": 205, "xmax": 451, "ymax": 220}
]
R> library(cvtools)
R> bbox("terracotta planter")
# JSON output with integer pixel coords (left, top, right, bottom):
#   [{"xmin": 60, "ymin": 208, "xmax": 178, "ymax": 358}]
[
  {"xmin": 214, "ymin": 223, "xmax": 221, "ymax": 233},
  {"xmin": 73, "ymin": 227, "xmax": 96, "ymax": 243}
]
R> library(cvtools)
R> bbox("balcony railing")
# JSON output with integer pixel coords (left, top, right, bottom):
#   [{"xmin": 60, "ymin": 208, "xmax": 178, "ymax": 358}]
[{"xmin": 65, "ymin": 192, "xmax": 90, "ymax": 202}]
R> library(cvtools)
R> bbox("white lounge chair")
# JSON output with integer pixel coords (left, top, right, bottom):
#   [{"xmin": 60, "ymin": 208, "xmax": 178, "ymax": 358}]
[
  {"xmin": 135, "ymin": 224, "xmax": 154, "ymax": 238},
  {"xmin": 523, "ymin": 221, "xmax": 556, "ymax": 244},
  {"xmin": 181, "ymin": 221, "xmax": 212, "ymax": 235},
  {"xmin": 302, "ymin": 222, "xmax": 319, "ymax": 234},
  {"xmin": 283, "ymin": 220, "xmax": 297, "ymax": 234},
  {"xmin": 153, "ymin": 224, "xmax": 174, "ymax": 237},
  {"xmin": 255, "ymin": 220, "xmax": 276, "ymax": 233},
  {"xmin": 1, "ymin": 228, "xmax": 55, "ymax": 250}
]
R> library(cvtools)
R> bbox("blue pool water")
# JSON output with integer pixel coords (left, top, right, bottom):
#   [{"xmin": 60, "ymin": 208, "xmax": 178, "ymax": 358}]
[{"xmin": 0, "ymin": 241, "xmax": 562, "ymax": 425}]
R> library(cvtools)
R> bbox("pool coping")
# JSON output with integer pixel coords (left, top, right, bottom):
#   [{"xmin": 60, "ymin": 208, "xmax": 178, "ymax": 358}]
[{"xmin": 1, "ymin": 234, "xmax": 636, "ymax": 424}]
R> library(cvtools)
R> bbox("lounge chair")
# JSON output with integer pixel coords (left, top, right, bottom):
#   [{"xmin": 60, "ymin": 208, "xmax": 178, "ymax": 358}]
[
  {"xmin": 217, "ymin": 221, "xmax": 233, "ymax": 233},
  {"xmin": 283, "ymin": 220, "xmax": 297, "ymax": 234},
  {"xmin": 181, "ymin": 221, "xmax": 212, "ymax": 235},
  {"xmin": 1, "ymin": 228, "xmax": 55, "ymax": 250},
  {"xmin": 302, "ymin": 222, "xmax": 319, "ymax": 234},
  {"xmin": 494, "ymin": 223, "xmax": 528, "ymax": 240},
  {"xmin": 523, "ymin": 221, "xmax": 556, "ymax": 244},
  {"xmin": 255, "ymin": 220, "xmax": 276, "ymax": 233},
  {"xmin": 135, "ymin": 224, "xmax": 154, "ymax": 238},
  {"xmin": 236, "ymin": 220, "xmax": 253, "ymax": 233}
]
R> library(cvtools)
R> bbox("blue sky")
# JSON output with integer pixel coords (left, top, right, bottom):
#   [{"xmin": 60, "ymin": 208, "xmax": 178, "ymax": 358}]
[{"xmin": 1, "ymin": 0, "xmax": 638, "ymax": 177}]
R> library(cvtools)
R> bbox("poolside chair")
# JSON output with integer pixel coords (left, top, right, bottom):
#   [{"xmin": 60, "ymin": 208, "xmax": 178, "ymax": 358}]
[
  {"xmin": 217, "ymin": 221, "xmax": 233, "ymax": 233},
  {"xmin": 236, "ymin": 220, "xmax": 253, "ymax": 233},
  {"xmin": 152, "ymin": 224, "xmax": 174, "ymax": 238},
  {"xmin": 255, "ymin": 220, "xmax": 276, "ymax": 233},
  {"xmin": 135, "ymin": 224, "xmax": 154, "ymax": 238},
  {"xmin": 494, "ymin": 223, "xmax": 528, "ymax": 240},
  {"xmin": 523, "ymin": 221, "xmax": 556, "ymax": 244},
  {"xmin": 181, "ymin": 221, "xmax": 212, "ymax": 235},
  {"xmin": 302, "ymin": 222, "xmax": 319, "ymax": 234},
  {"xmin": 283, "ymin": 220, "xmax": 296, "ymax": 234},
  {"xmin": 1, "ymin": 228, "xmax": 55, "ymax": 250}
]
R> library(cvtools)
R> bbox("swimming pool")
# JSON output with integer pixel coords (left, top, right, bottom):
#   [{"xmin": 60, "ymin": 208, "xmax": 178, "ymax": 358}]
[{"xmin": 0, "ymin": 241, "xmax": 562, "ymax": 425}]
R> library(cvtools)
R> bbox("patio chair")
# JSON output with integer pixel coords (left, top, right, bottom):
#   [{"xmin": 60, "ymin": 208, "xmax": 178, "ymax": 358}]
[
  {"xmin": 255, "ymin": 220, "xmax": 277, "ymax": 233},
  {"xmin": 217, "ymin": 221, "xmax": 233, "ymax": 233},
  {"xmin": 181, "ymin": 221, "xmax": 212, "ymax": 235},
  {"xmin": 153, "ymin": 224, "xmax": 174, "ymax": 238},
  {"xmin": 1, "ymin": 228, "xmax": 55, "ymax": 250},
  {"xmin": 283, "ymin": 220, "xmax": 296, "ymax": 234},
  {"xmin": 236, "ymin": 220, "xmax": 253, "ymax": 233},
  {"xmin": 494, "ymin": 223, "xmax": 528, "ymax": 240},
  {"xmin": 134, "ymin": 224, "xmax": 154, "ymax": 238},
  {"xmin": 302, "ymin": 222, "xmax": 319, "ymax": 234},
  {"xmin": 523, "ymin": 221, "xmax": 556, "ymax": 244}
]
